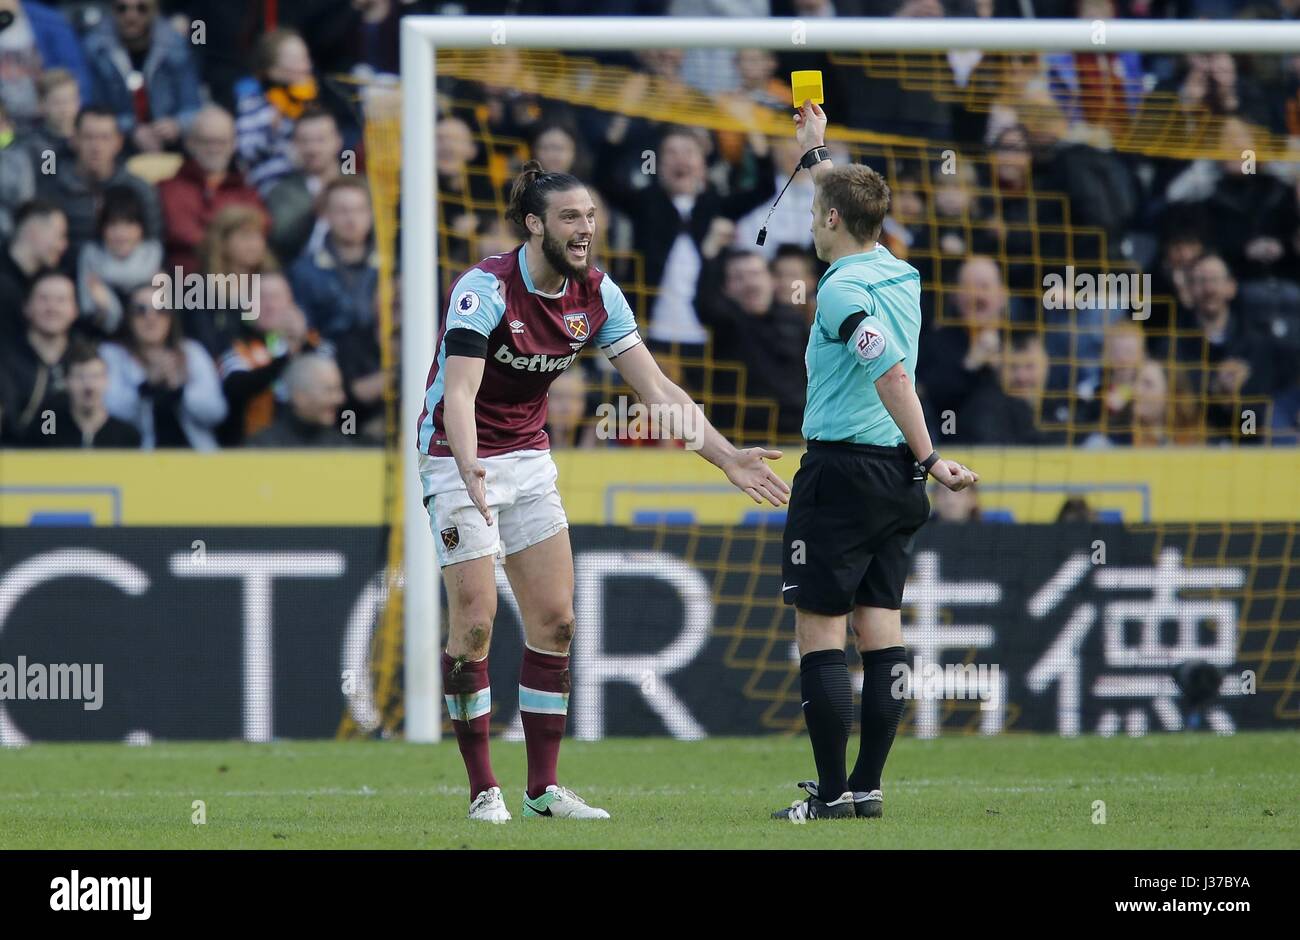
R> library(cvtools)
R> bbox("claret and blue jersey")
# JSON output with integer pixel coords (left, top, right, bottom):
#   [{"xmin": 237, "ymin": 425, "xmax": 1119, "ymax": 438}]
[{"xmin": 416, "ymin": 243, "xmax": 641, "ymax": 457}]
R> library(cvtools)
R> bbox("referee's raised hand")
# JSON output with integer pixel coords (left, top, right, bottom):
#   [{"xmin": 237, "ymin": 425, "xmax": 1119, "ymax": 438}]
[
  {"xmin": 929, "ymin": 458, "xmax": 979, "ymax": 492},
  {"xmin": 723, "ymin": 447, "xmax": 791, "ymax": 507},
  {"xmin": 793, "ymin": 99, "xmax": 827, "ymax": 150}
]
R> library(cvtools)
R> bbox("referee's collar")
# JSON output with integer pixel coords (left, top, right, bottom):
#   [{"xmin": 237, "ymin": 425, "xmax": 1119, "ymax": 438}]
[{"xmin": 818, "ymin": 244, "xmax": 887, "ymax": 290}]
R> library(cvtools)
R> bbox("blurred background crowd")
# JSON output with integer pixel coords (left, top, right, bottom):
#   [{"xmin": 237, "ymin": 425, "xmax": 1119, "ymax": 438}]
[{"xmin": 2, "ymin": 0, "xmax": 1299, "ymax": 455}]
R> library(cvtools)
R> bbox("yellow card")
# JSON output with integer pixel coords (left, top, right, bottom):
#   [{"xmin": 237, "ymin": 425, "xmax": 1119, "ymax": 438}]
[{"xmin": 791, "ymin": 70, "xmax": 824, "ymax": 108}]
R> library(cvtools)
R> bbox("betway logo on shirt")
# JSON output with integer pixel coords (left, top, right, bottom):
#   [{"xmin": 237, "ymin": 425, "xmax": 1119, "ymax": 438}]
[{"xmin": 494, "ymin": 344, "xmax": 577, "ymax": 373}]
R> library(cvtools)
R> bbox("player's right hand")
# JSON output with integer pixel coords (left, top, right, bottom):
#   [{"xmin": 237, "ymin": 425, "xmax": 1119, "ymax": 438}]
[
  {"xmin": 459, "ymin": 462, "xmax": 493, "ymax": 526},
  {"xmin": 931, "ymin": 459, "xmax": 978, "ymax": 492}
]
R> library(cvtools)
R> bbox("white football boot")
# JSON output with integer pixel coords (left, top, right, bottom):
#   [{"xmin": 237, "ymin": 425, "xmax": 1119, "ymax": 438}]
[
  {"xmin": 521, "ymin": 785, "xmax": 610, "ymax": 819},
  {"xmin": 468, "ymin": 786, "xmax": 511, "ymax": 823}
]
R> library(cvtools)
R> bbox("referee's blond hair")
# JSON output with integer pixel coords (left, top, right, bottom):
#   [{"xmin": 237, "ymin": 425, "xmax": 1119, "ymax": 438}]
[{"xmin": 817, "ymin": 165, "xmax": 891, "ymax": 243}]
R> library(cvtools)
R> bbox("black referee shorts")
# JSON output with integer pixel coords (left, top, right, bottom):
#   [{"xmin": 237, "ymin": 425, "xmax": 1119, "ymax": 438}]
[{"xmin": 780, "ymin": 440, "xmax": 930, "ymax": 616}]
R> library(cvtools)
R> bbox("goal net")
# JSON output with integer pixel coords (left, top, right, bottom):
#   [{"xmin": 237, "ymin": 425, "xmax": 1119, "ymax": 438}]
[{"xmin": 346, "ymin": 16, "xmax": 1300, "ymax": 743}]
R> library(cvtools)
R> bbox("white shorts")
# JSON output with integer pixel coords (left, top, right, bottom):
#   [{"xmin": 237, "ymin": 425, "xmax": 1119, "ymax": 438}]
[{"xmin": 419, "ymin": 449, "xmax": 569, "ymax": 567}]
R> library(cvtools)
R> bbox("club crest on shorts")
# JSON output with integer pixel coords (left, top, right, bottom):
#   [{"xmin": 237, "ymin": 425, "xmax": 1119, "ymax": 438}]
[
  {"xmin": 440, "ymin": 526, "xmax": 460, "ymax": 551},
  {"xmin": 562, "ymin": 312, "xmax": 590, "ymax": 341}
]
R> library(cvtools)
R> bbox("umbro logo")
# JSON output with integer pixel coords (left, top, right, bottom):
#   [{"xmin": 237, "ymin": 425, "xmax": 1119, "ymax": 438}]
[{"xmin": 510, "ymin": 320, "xmax": 525, "ymax": 334}]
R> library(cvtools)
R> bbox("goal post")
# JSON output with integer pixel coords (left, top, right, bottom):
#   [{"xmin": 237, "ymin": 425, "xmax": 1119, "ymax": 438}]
[{"xmin": 398, "ymin": 14, "xmax": 1300, "ymax": 743}]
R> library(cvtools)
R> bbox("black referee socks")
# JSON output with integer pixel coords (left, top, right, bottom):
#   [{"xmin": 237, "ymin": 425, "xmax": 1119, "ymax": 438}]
[
  {"xmin": 849, "ymin": 645, "xmax": 909, "ymax": 793},
  {"xmin": 800, "ymin": 648, "xmax": 855, "ymax": 799}
]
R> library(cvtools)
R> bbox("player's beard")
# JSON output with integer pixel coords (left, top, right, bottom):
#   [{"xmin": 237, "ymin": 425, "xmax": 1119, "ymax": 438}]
[{"xmin": 540, "ymin": 228, "xmax": 589, "ymax": 282}]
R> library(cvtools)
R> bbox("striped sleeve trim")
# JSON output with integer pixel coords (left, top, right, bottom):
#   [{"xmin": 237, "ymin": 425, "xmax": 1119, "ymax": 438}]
[{"xmin": 518, "ymin": 684, "xmax": 569, "ymax": 716}]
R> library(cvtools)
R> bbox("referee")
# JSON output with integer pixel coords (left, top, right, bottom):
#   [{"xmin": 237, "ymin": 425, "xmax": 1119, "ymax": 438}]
[{"xmin": 775, "ymin": 102, "xmax": 978, "ymax": 822}]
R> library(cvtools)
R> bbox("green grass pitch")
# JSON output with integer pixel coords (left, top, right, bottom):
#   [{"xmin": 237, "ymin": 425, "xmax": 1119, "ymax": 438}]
[{"xmin": 0, "ymin": 733, "xmax": 1294, "ymax": 849}]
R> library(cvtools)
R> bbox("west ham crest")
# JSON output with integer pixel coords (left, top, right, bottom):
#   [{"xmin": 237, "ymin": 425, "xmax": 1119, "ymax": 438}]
[
  {"xmin": 563, "ymin": 312, "xmax": 590, "ymax": 341},
  {"xmin": 440, "ymin": 526, "xmax": 460, "ymax": 551}
]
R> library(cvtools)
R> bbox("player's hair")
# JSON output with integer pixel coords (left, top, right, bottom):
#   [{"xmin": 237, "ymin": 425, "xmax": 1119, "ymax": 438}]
[
  {"xmin": 816, "ymin": 164, "xmax": 890, "ymax": 244},
  {"xmin": 506, "ymin": 160, "xmax": 584, "ymax": 228}
]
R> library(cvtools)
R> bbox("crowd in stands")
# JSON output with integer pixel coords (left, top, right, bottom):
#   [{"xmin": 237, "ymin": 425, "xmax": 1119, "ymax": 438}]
[{"xmin": 1, "ymin": 0, "xmax": 1299, "ymax": 453}]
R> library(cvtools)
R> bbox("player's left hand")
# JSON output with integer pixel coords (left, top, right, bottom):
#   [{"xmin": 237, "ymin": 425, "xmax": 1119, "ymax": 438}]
[{"xmin": 724, "ymin": 448, "xmax": 791, "ymax": 507}]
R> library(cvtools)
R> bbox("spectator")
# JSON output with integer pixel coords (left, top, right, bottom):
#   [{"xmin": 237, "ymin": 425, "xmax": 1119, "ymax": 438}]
[
  {"xmin": 1044, "ymin": 0, "xmax": 1143, "ymax": 133},
  {"xmin": 76, "ymin": 185, "xmax": 163, "ymax": 336},
  {"xmin": 288, "ymin": 178, "xmax": 378, "ymax": 339},
  {"xmin": 0, "ymin": 199, "xmax": 67, "ymax": 340},
  {"xmin": 1153, "ymin": 253, "xmax": 1287, "ymax": 437},
  {"xmin": 544, "ymin": 367, "xmax": 591, "ymax": 449},
  {"xmin": 247, "ymin": 353, "xmax": 351, "ymax": 447},
  {"xmin": 732, "ymin": 136, "xmax": 817, "ymax": 260},
  {"xmin": 216, "ymin": 270, "xmax": 328, "ymax": 446},
  {"xmin": 1086, "ymin": 359, "xmax": 1204, "ymax": 447},
  {"xmin": 35, "ymin": 341, "xmax": 143, "ymax": 448},
  {"xmin": 531, "ymin": 121, "xmax": 584, "ymax": 177},
  {"xmin": 1024, "ymin": 89, "xmax": 1137, "ymax": 260},
  {"xmin": 1269, "ymin": 379, "xmax": 1300, "ymax": 445},
  {"xmin": 958, "ymin": 330, "xmax": 1068, "ymax": 444},
  {"xmin": 0, "ymin": 101, "xmax": 37, "ymax": 242},
  {"xmin": 190, "ymin": 203, "xmax": 274, "ymax": 356},
  {"xmin": 157, "ymin": 104, "xmax": 263, "ymax": 274},
  {"xmin": 1056, "ymin": 496, "xmax": 1099, "ymax": 523},
  {"xmin": 597, "ymin": 123, "xmax": 774, "ymax": 348},
  {"xmin": 1076, "ymin": 320, "xmax": 1148, "ymax": 434},
  {"xmin": 20, "ymin": 67, "xmax": 80, "ymax": 168},
  {"xmin": 1200, "ymin": 120, "xmax": 1298, "ymax": 281},
  {"xmin": 977, "ymin": 122, "xmax": 1068, "ymax": 292},
  {"xmin": 264, "ymin": 106, "xmax": 343, "ymax": 264},
  {"xmin": 82, "ymin": 0, "xmax": 202, "ymax": 152},
  {"xmin": 0, "ymin": 270, "xmax": 79, "ymax": 443},
  {"xmin": 1162, "ymin": 52, "xmax": 1275, "ymax": 129},
  {"xmin": 100, "ymin": 283, "xmax": 227, "ymax": 450},
  {"xmin": 769, "ymin": 243, "xmax": 817, "ymax": 326},
  {"xmin": 334, "ymin": 273, "xmax": 397, "ymax": 446},
  {"xmin": 235, "ymin": 28, "xmax": 320, "ymax": 196},
  {"xmin": 695, "ymin": 242, "xmax": 809, "ymax": 439},
  {"xmin": 917, "ymin": 255, "xmax": 1011, "ymax": 425},
  {"xmin": 36, "ymin": 105, "xmax": 161, "ymax": 260},
  {"xmin": 436, "ymin": 113, "xmax": 496, "ymax": 266},
  {"xmin": 0, "ymin": 0, "xmax": 93, "ymax": 130}
]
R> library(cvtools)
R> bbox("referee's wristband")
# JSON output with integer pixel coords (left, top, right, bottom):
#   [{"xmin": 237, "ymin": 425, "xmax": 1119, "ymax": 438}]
[
  {"xmin": 799, "ymin": 146, "xmax": 830, "ymax": 170},
  {"xmin": 921, "ymin": 451, "xmax": 942, "ymax": 475}
]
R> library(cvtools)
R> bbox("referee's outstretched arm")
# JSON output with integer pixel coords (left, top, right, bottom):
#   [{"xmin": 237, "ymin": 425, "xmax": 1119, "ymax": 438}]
[{"xmin": 875, "ymin": 362, "xmax": 978, "ymax": 492}]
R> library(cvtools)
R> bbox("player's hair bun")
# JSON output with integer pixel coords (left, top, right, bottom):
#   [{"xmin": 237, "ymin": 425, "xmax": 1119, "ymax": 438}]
[{"xmin": 507, "ymin": 159, "xmax": 583, "ymax": 227}]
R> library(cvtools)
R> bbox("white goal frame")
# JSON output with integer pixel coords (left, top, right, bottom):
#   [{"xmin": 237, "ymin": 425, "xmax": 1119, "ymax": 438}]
[{"xmin": 399, "ymin": 15, "xmax": 1300, "ymax": 742}]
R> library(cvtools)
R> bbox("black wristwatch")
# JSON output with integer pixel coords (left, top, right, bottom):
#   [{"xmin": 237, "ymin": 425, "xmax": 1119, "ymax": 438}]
[
  {"xmin": 921, "ymin": 451, "xmax": 942, "ymax": 475},
  {"xmin": 799, "ymin": 146, "xmax": 830, "ymax": 170}
]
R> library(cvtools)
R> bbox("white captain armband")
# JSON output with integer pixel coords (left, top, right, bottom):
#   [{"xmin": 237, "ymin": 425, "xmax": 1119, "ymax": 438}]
[{"xmin": 599, "ymin": 328, "xmax": 643, "ymax": 359}]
